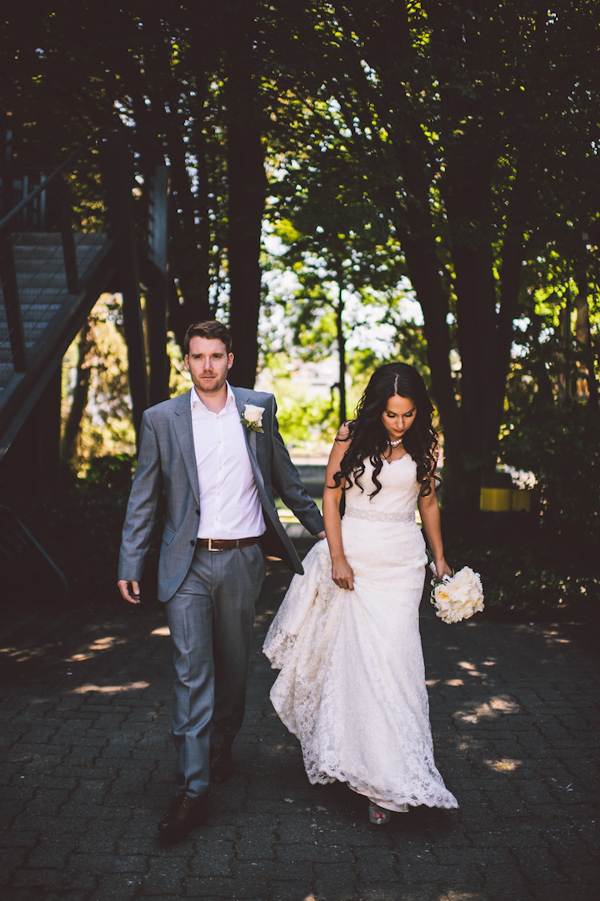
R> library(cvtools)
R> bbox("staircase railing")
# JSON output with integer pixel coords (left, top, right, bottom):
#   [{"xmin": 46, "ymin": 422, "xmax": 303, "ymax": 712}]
[{"xmin": 0, "ymin": 504, "xmax": 69, "ymax": 604}]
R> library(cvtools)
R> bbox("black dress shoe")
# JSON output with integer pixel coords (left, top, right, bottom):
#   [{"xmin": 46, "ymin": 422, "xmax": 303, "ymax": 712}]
[
  {"xmin": 157, "ymin": 794, "xmax": 206, "ymax": 844},
  {"xmin": 210, "ymin": 747, "xmax": 234, "ymax": 784}
]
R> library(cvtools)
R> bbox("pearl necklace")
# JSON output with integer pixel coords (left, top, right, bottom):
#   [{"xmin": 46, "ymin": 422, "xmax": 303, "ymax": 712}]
[{"xmin": 389, "ymin": 437, "xmax": 403, "ymax": 448}]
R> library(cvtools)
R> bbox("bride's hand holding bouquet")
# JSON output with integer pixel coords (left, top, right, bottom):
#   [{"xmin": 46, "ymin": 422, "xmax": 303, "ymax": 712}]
[
  {"xmin": 432, "ymin": 556, "xmax": 452, "ymax": 581},
  {"xmin": 429, "ymin": 559, "xmax": 485, "ymax": 624}
]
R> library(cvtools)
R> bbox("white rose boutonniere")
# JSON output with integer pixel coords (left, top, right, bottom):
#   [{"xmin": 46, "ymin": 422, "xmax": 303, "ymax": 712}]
[
  {"xmin": 429, "ymin": 563, "xmax": 484, "ymax": 624},
  {"xmin": 241, "ymin": 403, "xmax": 265, "ymax": 433}
]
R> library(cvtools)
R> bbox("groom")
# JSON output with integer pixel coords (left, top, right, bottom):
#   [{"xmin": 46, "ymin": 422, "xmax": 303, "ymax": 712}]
[{"xmin": 118, "ymin": 320, "xmax": 325, "ymax": 843}]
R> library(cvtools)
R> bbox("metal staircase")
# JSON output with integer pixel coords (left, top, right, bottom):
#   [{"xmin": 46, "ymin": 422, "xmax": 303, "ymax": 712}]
[
  {"xmin": 0, "ymin": 230, "xmax": 116, "ymax": 458},
  {"xmin": 0, "ymin": 130, "xmax": 169, "ymax": 604},
  {"xmin": 0, "ymin": 129, "xmax": 166, "ymax": 464}
]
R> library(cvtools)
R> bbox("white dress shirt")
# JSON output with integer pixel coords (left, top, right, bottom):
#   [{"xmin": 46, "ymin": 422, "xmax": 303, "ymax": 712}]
[{"xmin": 190, "ymin": 384, "xmax": 266, "ymax": 539}]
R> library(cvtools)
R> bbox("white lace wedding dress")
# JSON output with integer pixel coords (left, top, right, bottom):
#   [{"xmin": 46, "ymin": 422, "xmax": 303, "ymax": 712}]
[{"xmin": 263, "ymin": 455, "xmax": 458, "ymax": 812}]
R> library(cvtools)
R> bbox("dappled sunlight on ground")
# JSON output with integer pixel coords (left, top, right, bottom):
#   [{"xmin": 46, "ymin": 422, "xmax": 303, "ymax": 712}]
[
  {"xmin": 66, "ymin": 634, "xmax": 126, "ymax": 662},
  {"xmin": 0, "ymin": 586, "xmax": 597, "ymax": 900},
  {"xmin": 0, "ymin": 644, "xmax": 49, "ymax": 663},
  {"xmin": 540, "ymin": 627, "xmax": 572, "ymax": 646},
  {"xmin": 71, "ymin": 680, "xmax": 150, "ymax": 694},
  {"xmin": 457, "ymin": 660, "xmax": 486, "ymax": 677},
  {"xmin": 484, "ymin": 757, "xmax": 523, "ymax": 773},
  {"xmin": 441, "ymin": 894, "xmax": 488, "ymax": 901},
  {"xmin": 456, "ymin": 694, "xmax": 521, "ymax": 724},
  {"xmin": 514, "ymin": 623, "xmax": 573, "ymax": 647},
  {"xmin": 1, "ymin": 626, "xmax": 163, "ymax": 667}
]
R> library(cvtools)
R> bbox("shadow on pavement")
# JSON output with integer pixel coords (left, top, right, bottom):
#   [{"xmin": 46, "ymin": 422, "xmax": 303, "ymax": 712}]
[{"xmin": 0, "ymin": 541, "xmax": 599, "ymax": 900}]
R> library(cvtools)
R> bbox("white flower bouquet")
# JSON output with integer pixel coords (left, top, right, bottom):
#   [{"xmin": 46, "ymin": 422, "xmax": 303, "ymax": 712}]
[
  {"xmin": 429, "ymin": 563, "xmax": 484, "ymax": 624},
  {"xmin": 241, "ymin": 404, "xmax": 265, "ymax": 433}
]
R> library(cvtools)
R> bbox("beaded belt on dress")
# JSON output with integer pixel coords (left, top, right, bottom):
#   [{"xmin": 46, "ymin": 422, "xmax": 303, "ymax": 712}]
[{"xmin": 344, "ymin": 505, "xmax": 416, "ymax": 523}]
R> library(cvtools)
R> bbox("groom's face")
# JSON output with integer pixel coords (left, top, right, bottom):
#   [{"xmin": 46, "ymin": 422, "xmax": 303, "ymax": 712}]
[{"xmin": 185, "ymin": 337, "xmax": 234, "ymax": 395}]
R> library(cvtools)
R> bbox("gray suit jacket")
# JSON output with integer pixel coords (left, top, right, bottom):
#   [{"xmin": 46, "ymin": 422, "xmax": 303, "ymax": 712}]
[{"xmin": 118, "ymin": 386, "xmax": 324, "ymax": 602}]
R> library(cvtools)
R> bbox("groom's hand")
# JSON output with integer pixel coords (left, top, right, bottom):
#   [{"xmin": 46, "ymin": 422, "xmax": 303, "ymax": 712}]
[
  {"xmin": 317, "ymin": 531, "xmax": 326, "ymax": 540},
  {"xmin": 118, "ymin": 580, "xmax": 141, "ymax": 604}
]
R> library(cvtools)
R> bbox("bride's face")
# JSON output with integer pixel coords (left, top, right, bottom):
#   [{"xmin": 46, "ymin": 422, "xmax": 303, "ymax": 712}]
[{"xmin": 381, "ymin": 394, "xmax": 417, "ymax": 443}]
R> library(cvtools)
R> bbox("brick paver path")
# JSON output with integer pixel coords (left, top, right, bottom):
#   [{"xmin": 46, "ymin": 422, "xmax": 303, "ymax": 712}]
[{"xmin": 1, "ymin": 558, "xmax": 598, "ymax": 900}]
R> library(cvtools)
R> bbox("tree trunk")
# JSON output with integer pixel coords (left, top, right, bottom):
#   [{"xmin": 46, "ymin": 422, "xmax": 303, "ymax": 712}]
[
  {"xmin": 335, "ymin": 281, "xmax": 347, "ymax": 425},
  {"xmin": 394, "ymin": 224, "xmax": 464, "ymax": 507},
  {"xmin": 139, "ymin": 5, "xmax": 212, "ymax": 349},
  {"xmin": 165, "ymin": 115, "xmax": 212, "ymax": 348},
  {"xmin": 557, "ymin": 289, "xmax": 573, "ymax": 407},
  {"xmin": 433, "ymin": 140, "xmax": 525, "ymax": 513},
  {"xmin": 224, "ymin": 2, "xmax": 266, "ymax": 388},
  {"xmin": 575, "ymin": 275, "xmax": 599, "ymax": 409},
  {"xmin": 61, "ymin": 322, "xmax": 94, "ymax": 464},
  {"xmin": 530, "ymin": 314, "xmax": 555, "ymax": 406}
]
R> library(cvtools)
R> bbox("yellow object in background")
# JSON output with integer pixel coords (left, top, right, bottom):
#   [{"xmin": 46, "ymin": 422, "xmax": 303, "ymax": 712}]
[
  {"xmin": 480, "ymin": 487, "xmax": 512, "ymax": 512},
  {"xmin": 510, "ymin": 489, "xmax": 531, "ymax": 513},
  {"xmin": 480, "ymin": 487, "xmax": 531, "ymax": 513}
]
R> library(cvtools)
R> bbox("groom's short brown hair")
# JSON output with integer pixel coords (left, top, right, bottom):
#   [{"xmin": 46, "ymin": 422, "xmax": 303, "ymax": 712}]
[{"xmin": 184, "ymin": 320, "xmax": 232, "ymax": 355}]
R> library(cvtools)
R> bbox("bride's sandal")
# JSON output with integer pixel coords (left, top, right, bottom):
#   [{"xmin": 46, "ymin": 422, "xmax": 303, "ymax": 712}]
[{"xmin": 369, "ymin": 801, "xmax": 392, "ymax": 825}]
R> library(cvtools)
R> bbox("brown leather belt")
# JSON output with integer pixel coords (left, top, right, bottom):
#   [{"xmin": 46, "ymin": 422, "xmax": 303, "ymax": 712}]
[{"xmin": 196, "ymin": 537, "xmax": 260, "ymax": 552}]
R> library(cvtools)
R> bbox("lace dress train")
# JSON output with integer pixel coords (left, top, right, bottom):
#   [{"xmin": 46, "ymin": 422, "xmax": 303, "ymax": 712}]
[{"xmin": 263, "ymin": 456, "xmax": 458, "ymax": 812}]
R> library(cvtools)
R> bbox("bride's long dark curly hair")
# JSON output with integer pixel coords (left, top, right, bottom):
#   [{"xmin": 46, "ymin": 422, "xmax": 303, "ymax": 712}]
[{"xmin": 332, "ymin": 362, "xmax": 439, "ymax": 499}]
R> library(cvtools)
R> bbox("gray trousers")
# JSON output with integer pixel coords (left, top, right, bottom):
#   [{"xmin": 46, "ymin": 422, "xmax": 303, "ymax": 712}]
[{"xmin": 164, "ymin": 543, "xmax": 266, "ymax": 799}]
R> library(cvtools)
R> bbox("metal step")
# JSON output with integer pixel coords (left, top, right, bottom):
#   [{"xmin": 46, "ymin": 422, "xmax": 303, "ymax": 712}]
[
  {"xmin": 11, "ymin": 232, "xmax": 106, "ymax": 247},
  {"xmin": 16, "ymin": 272, "xmax": 70, "ymax": 289},
  {"xmin": 0, "ymin": 229, "xmax": 114, "ymax": 399},
  {"xmin": 14, "ymin": 238, "xmax": 108, "ymax": 264},
  {"xmin": 0, "ymin": 343, "xmax": 37, "ymax": 366},
  {"xmin": 0, "ymin": 317, "xmax": 60, "ymax": 343},
  {"xmin": 6, "ymin": 237, "xmax": 111, "ymax": 316},
  {"xmin": 1, "ymin": 302, "xmax": 62, "ymax": 317},
  {"xmin": 0, "ymin": 363, "xmax": 17, "ymax": 383},
  {"xmin": 13, "ymin": 287, "xmax": 68, "ymax": 304}
]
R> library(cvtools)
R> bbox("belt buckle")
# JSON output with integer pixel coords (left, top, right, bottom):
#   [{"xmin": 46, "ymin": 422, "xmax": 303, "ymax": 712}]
[{"xmin": 207, "ymin": 538, "xmax": 224, "ymax": 552}]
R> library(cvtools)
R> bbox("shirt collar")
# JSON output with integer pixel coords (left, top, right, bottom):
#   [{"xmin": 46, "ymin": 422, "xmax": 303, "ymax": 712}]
[{"xmin": 190, "ymin": 382, "xmax": 235, "ymax": 414}]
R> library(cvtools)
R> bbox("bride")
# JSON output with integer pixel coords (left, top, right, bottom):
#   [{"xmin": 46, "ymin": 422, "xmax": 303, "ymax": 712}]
[{"xmin": 263, "ymin": 362, "xmax": 458, "ymax": 824}]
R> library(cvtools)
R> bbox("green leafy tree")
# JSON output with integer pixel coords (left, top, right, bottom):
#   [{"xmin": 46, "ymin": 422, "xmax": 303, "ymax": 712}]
[
  {"xmin": 2, "ymin": 1, "xmax": 275, "ymax": 378},
  {"xmin": 267, "ymin": 138, "xmax": 411, "ymax": 422},
  {"xmin": 61, "ymin": 295, "xmax": 136, "ymax": 470},
  {"xmin": 5, "ymin": 0, "xmax": 599, "ymax": 491},
  {"xmin": 289, "ymin": 0, "xmax": 600, "ymax": 511}
]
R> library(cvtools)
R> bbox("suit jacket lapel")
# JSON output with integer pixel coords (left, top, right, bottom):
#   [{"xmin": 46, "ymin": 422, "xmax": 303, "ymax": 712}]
[
  {"xmin": 172, "ymin": 390, "xmax": 200, "ymax": 505},
  {"xmin": 232, "ymin": 386, "xmax": 264, "ymax": 491}
]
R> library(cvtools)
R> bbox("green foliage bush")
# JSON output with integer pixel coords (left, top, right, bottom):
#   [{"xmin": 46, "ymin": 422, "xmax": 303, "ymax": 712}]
[
  {"xmin": 499, "ymin": 404, "xmax": 600, "ymax": 552},
  {"xmin": 275, "ymin": 392, "xmax": 338, "ymax": 449},
  {"xmin": 17, "ymin": 457, "xmax": 148, "ymax": 610},
  {"xmin": 84, "ymin": 454, "xmax": 136, "ymax": 490},
  {"xmin": 444, "ymin": 522, "xmax": 599, "ymax": 622},
  {"xmin": 441, "ymin": 404, "xmax": 600, "ymax": 621},
  {"xmin": 18, "ymin": 399, "xmax": 600, "ymax": 621}
]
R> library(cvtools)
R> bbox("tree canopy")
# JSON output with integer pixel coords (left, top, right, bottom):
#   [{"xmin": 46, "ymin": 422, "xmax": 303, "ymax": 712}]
[
  {"xmin": 282, "ymin": 1, "xmax": 600, "ymax": 505},
  {"xmin": 3, "ymin": 0, "xmax": 599, "ymax": 510}
]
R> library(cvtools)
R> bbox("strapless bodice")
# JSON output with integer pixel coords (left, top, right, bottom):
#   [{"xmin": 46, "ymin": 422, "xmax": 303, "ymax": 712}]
[{"xmin": 344, "ymin": 455, "xmax": 420, "ymax": 523}]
